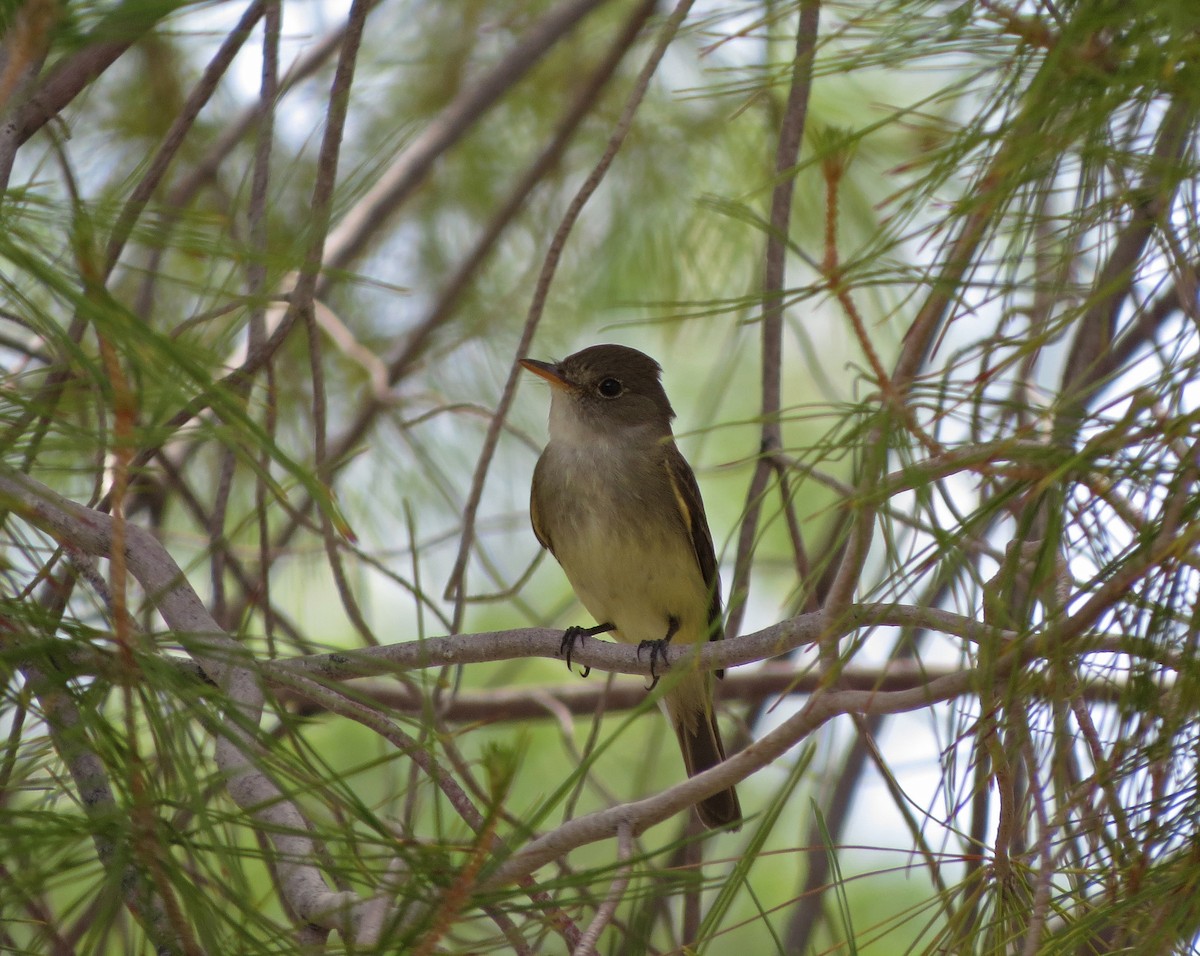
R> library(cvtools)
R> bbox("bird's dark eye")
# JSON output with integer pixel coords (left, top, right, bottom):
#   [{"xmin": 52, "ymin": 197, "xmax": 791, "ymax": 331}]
[{"xmin": 597, "ymin": 377, "xmax": 623, "ymax": 398}]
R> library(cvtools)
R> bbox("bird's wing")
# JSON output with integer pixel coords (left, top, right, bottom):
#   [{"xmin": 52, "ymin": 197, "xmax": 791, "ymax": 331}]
[
  {"xmin": 663, "ymin": 443, "xmax": 724, "ymax": 650},
  {"xmin": 529, "ymin": 455, "xmax": 556, "ymax": 556}
]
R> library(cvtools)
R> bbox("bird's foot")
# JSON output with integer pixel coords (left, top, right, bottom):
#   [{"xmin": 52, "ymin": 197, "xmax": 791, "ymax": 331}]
[
  {"xmin": 636, "ymin": 640, "xmax": 668, "ymax": 690},
  {"xmin": 636, "ymin": 616, "xmax": 680, "ymax": 690},
  {"xmin": 560, "ymin": 623, "xmax": 614, "ymax": 677}
]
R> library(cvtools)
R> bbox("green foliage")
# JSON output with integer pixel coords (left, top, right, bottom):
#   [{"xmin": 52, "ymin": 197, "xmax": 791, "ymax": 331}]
[{"xmin": 2, "ymin": 0, "xmax": 1200, "ymax": 952}]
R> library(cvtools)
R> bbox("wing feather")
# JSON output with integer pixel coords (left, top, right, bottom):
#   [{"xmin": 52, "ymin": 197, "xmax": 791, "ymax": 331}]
[
  {"xmin": 663, "ymin": 445, "xmax": 725, "ymax": 661},
  {"xmin": 529, "ymin": 457, "xmax": 555, "ymax": 556}
]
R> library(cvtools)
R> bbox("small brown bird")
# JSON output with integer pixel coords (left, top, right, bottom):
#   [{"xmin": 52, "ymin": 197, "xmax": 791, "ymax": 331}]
[{"xmin": 521, "ymin": 344, "xmax": 741, "ymax": 830}]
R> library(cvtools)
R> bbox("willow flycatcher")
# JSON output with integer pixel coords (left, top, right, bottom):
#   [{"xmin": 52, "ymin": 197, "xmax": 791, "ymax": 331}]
[{"xmin": 521, "ymin": 344, "xmax": 741, "ymax": 830}]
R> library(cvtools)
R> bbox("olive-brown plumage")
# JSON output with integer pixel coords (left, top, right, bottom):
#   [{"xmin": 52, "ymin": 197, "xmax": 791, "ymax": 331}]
[{"xmin": 521, "ymin": 344, "xmax": 741, "ymax": 830}]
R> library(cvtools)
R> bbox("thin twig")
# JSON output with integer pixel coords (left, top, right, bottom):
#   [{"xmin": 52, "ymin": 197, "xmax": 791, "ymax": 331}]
[
  {"xmin": 1019, "ymin": 737, "xmax": 1053, "ymax": 956},
  {"xmin": 102, "ymin": 0, "xmax": 267, "ymax": 277},
  {"xmin": 576, "ymin": 822, "xmax": 635, "ymax": 955},
  {"xmin": 250, "ymin": 0, "xmax": 282, "ymax": 656},
  {"xmin": 727, "ymin": 0, "xmax": 821, "ymax": 639},
  {"xmin": 209, "ymin": 447, "xmax": 238, "ymax": 628}
]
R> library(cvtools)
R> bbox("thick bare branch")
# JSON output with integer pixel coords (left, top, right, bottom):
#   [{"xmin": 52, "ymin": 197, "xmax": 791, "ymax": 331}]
[{"xmin": 0, "ymin": 466, "xmax": 363, "ymax": 934}]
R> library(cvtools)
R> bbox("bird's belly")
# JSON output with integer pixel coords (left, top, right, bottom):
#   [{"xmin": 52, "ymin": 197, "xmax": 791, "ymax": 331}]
[{"xmin": 554, "ymin": 516, "xmax": 709, "ymax": 646}]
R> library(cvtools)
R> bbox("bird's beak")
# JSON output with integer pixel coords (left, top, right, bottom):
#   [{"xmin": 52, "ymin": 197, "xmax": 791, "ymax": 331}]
[{"xmin": 519, "ymin": 358, "xmax": 574, "ymax": 391}]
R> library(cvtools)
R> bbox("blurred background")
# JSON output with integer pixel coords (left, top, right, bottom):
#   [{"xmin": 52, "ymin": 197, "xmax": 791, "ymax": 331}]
[{"xmin": 3, "ymin": 0, "xmax": 1199, "ymax": 952}]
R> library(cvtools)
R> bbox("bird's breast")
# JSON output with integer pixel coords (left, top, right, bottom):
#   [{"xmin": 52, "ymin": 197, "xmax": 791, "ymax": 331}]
[{"xmin": 534, "ymin": 441, "xmax": 709, "ymax": 645}]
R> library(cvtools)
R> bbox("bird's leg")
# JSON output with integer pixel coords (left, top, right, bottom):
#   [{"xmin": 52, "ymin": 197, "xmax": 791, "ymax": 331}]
[
  {"xmin": 560, "ymin": 622, "xmax": 614, "ymax": 677},
  {"xmin": 637, "ymin": 616, "xmax": 680, "ymax": 690}
]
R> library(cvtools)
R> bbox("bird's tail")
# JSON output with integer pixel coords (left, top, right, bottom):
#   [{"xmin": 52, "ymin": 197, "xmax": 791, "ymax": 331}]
[{"xmin": 665, "ymin": 672, "xmax": 742, "ymax": 831}]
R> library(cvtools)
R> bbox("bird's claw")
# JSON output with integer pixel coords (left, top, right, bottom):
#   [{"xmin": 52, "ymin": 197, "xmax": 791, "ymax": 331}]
[
  {"xmin": 559, "ymin": 626, "xmax": 591, "ymax": 677},
  {"xmin": 636, "ymin": 639, "xmax": 669, "ymax": 691}
]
